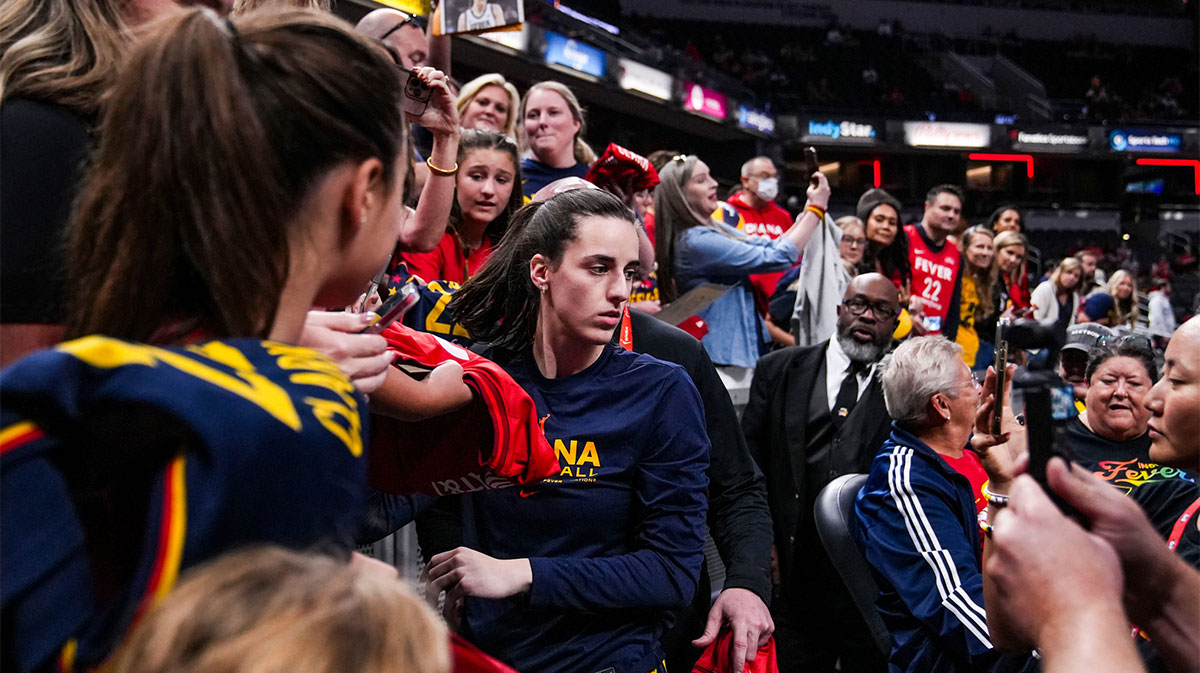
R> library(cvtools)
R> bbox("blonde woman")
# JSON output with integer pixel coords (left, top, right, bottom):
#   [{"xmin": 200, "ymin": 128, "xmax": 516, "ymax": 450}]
[
  {"xmin": 113, "ymin": 547, "xmax": 450, "ymax": 673},
  {"xmin": 518, "ymin": 80, "xmax": 596, "ymax": 197},
  {"xmin": 992, "ymin": 230, "xmax": 1030, "ymax": 311},
  {"xmin": 1031, "ymin": 257, "xmax": 1083, "ymax": 330},
  {"xmin": 456, "ymin": 73, "xmax": 520, "ymax": 137},
  {"xmin": 956, "ymin": 225, "xmax": 997, "ymax": 369},
  {"xmin": 1107, "ymin": 269, "xmax": 1140, "ymax": 327}
]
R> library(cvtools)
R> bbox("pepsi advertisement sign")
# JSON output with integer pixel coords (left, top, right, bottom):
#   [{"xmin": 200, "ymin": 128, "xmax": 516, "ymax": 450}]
[
  {"xmin": 1108, "ymin": 129, "xmax": 1183, "ymax": 153},
  {"xmin": 802, "ymin": 119, "xmax": 878, "ymax": 144},
  {"xmin": 542, "ymin": 31, "xmax": 606, "ymax": 78}
]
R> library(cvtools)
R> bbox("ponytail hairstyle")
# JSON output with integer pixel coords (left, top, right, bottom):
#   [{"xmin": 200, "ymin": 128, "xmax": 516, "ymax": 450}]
[
  {"xmin": 449, "ymin": 189, "xmax": 636, "ymax": 347},
  {"xmin": 653, "ymin": 154, "xmax": 735, "ymax": 303},
  {"xmin": 958, "ymin": 225, "xmax": 996, "ymax": 323},
  {"xmin": 518, "ymin": 80, "xmax": 596, "ymax": 165},
  {"xmin": 451, "ymin": 129, "xmax": 523, "ymax": 245},
  {"xmin": 0, "ymin": 0, "xmax": 128, "ymax": 117},
  {"xmin": 66, "ymin": 8, "xmax": 407, "ymax": 343}
]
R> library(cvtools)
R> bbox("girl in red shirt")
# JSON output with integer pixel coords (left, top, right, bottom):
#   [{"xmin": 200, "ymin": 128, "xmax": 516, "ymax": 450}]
[{"xmin": 403, "ymin": 130, "xmax": 523, "ymax": 285}]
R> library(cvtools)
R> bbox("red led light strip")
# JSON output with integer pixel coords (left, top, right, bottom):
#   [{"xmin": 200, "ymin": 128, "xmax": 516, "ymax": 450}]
[
  {"xmin": 968, "ymin": 153, "xmax": 1034, "ymax": 179},
  {"xmin": 1135, "ymin": 158, "xmax": 1200, "ymax": 195}
]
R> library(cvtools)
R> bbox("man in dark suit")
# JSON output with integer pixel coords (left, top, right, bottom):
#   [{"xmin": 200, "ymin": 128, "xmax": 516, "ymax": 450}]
[{"xmin": 742, "ymin": 273, "xmax": 900, "ymax": 673}]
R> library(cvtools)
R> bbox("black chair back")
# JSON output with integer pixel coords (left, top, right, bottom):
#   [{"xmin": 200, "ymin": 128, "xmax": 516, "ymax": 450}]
[{"xmin": 813, "ymin": 473, "xmax": 892, "ymax": 655}]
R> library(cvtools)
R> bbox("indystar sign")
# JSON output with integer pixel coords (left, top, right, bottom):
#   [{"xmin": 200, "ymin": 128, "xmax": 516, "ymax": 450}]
[{"xmin": 803, "ymin": 119, "xmax": 877, "ymax": 143}]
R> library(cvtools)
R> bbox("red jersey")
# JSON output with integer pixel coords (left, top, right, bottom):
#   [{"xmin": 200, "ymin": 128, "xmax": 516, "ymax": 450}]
[
  {"xmin": 402, "ymin": 231, "xmax": 494, "ymax": 286},
  {"xmin": 941, "ymin": 449, "xmax": 989, "ymax": 549},
  {"xmin": 905, "ymin": 224, "xmax": 961, "ymax": 335},
  {"xmin": 728, "ymin": 192, "xmax": 797, "ymax": 315}
]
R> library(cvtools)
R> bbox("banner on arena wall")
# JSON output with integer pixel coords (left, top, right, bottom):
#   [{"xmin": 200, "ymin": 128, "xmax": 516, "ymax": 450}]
[
  {"xmin": 1107, "ymin": 129, "xmax": 1184, "ymax": 153},
  {"xmin": 682, "ymin": 82, "xmax": 727, "ymax": 121},
  {"xmin": 801, "ymin": 118, "xmax": 879, "ymax": 144},
  {"xmin": 737, "ymin": 105, "xmax": 776, "ymax": 135},
  {"xmin": 477, "ymin": 23, "xmax": 529, "ymax": 51},
  {"xmin": 542, "ymin": 31, "xmax": 606, "ymax": 78},
  {"xmin": 617, "ymin": 58, "xmax": 673, "ymax": 101},
  {"xmin": 903, "ymin": 121, "xmax": 991, "ymax": 148},
  {"xmin": 371, "ymin": 0, "xmax": 429, "ymax": 15},
  {"xmin": 1009, "ymin": 128, "xmax": 1088, "ymax": 152}
]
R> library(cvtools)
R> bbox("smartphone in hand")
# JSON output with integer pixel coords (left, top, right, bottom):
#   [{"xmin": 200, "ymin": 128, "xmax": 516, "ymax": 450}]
[
  {"xmin": 804, "ymin": 146, "xmax": 820, "ymax": 187},
  {"xmin": 359, "ymin": 281, "xmax": 420, "ymax": 334}
]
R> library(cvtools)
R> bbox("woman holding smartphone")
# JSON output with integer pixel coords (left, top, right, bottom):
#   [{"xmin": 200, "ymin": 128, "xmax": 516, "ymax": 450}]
[
  {"xmin": 427, "ymin": 189, "xmax": 710, "ymax": 673},
  {"xmin": 653, "ymin": 154, "xmax": 829, "ymax": 368}
]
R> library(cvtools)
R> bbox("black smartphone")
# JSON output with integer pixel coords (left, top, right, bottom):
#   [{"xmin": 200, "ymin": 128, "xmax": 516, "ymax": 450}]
[
  {"xmin": 359, "ymin": 281, "xmax": 419, "ymax": 334},
  {"xmin": 804, "ymin": 146, "xmax": 820, "ymax": 187},
  {"xmin": 991, "ymin": 318, "xmax": 1009, "ymax": 435}
]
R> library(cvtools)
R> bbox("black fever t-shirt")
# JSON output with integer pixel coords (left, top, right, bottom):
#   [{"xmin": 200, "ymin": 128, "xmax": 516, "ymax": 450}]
[{"xmin": 1067, "ymin": 417, "xmax": 1199, "ymax": 568}]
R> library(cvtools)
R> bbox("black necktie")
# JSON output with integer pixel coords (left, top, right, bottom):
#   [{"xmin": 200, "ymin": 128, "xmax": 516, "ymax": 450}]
[{"xmin": 832, "ymin": 361, "xmax": 867, "ymax": 429}]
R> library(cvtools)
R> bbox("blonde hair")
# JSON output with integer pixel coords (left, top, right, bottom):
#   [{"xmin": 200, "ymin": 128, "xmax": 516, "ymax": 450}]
[
  {"xmin": 233, "ymin": 0, "xmax": 331, "ymax": 14},
  {"xmin": 1051, "ymin": 257, "xmax": 1083, "ymax": 293},
  {"xmin": 518, "ymin": 81, "xmax": 596, "ymax": 165},
  {"xmin": 456, "ymin": 73, "xmax": 520, "ymax": 139},
  {"xmin": 1106, "ymin": 269, "xmax": 1140, "ymax": 325},
  {"xmin": 113, "ymin": 547, "xmax": 450, "ymax": 673},
  {"xmin": 958, "ymin": 225, "xmax": 997, "ymax": 323},
  {"xmin": 0, "ymin": 0, "xmax": 128, "ymax": 116}
]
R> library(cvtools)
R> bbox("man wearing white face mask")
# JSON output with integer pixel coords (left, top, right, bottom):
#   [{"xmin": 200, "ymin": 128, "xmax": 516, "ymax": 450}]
[{"xmin": 729, "ymin": 156, "xmax": 799, "ymax": 316}]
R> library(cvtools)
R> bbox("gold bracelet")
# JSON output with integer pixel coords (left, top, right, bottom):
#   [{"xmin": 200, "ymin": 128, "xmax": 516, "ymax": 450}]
[
  {"xmin": 425, "ymin": 157, "xmax": 458, "ymax": 177},
  {"xmin": 805, "ymin": 204, "xmax": 827, "ymax": 219},
  {"xmin": 981, "ymin": 483, "xmax": 1009, "ymax": 507}
]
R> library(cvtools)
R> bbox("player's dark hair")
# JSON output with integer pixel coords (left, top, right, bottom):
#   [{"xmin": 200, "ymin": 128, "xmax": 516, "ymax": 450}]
[
  {"xmin": 66, "ymin": 8, "xmax": 406, "ymax": 342},
  {"xmin": 450, "ymin": 189, "xmax": 636, "ymax": 347}
]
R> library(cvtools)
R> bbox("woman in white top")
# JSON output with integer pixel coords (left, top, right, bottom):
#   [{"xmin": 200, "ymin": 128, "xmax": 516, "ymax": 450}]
[{"xmin": 1031, "ymin": 257, "xmax": 1083, "ymax": 330}]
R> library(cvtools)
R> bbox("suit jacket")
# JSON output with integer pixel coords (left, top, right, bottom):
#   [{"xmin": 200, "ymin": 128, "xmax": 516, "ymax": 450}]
[{"xmin": 741, "ymin": 338, "xmax": 892, "ymax": 594}]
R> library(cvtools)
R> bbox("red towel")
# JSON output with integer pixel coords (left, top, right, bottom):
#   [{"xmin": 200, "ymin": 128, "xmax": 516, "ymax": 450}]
[
  {"xmin": 585, "ymin": 143, "xmax": 660, "ymax": 194},
  {"xmin": 368, "ymin": 324, "xmax": 558, "ymax": 497},
  {"xmin": 451, "ymin": 634, "xmax": 521, "ymax": 673},
  {"xmin": 692, "ymin": 632, "xmax": 778, "ymax": 673}
]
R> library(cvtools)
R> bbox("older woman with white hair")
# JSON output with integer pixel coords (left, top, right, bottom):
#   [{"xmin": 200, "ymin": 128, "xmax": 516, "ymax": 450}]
[{"xmin": 855, "ymin": 337, "xmax": 1029, "ymax": 673}]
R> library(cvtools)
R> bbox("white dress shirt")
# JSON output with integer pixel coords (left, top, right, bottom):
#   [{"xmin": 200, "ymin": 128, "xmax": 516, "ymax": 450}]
[{"xmin": 825, "ymin": 336, "xmax": 876, "ymax": 413}]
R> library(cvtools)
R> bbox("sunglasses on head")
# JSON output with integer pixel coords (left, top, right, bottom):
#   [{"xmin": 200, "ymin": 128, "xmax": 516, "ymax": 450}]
[{"xmin": 379, "ymin": 12, "xmax": 418, "ymax": 40}]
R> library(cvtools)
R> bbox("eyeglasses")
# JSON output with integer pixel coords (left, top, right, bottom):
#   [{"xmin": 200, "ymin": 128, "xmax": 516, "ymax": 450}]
[
  {"xmin": 379, "ymin": 12, "xmax": 418, "ymax": 40},
  {"xmin": 842, "ymin": 297, "xmax": 899, "ymax": 319},
  {"xmin": 376, "ymin": 40, "xmax": 430, "ymax": 117},
  {"xmin": 841, "ymin": 236, "xmax": 867, "ymax": 248}
]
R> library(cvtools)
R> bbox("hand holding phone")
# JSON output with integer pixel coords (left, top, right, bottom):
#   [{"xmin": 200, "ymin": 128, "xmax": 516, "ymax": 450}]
[
  {"xmin": 359, "ymin": 281, "xmax": 420, "ymax": 334},
  {"xmin": 804, "ymin": 146, "xmax": 820, "ymax": 187},
  {"xmin": 992, "ymin": 318, "xmax": 1010, "ymax": 435}
]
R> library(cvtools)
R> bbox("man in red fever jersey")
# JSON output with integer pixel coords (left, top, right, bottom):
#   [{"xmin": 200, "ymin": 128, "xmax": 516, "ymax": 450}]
[
  {"xmin": 728, "ymin": 156, "xmax": 798, "ymax": 315},
  {"xmin": 906, "ymin": 185, "xmax": 965, "ymax": 338}
]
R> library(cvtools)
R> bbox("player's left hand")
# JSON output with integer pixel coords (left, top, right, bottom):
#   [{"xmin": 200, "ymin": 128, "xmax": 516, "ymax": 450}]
[{"xmin": 691, "ymin": 587, "xmax": 774, "ymax": 672}]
